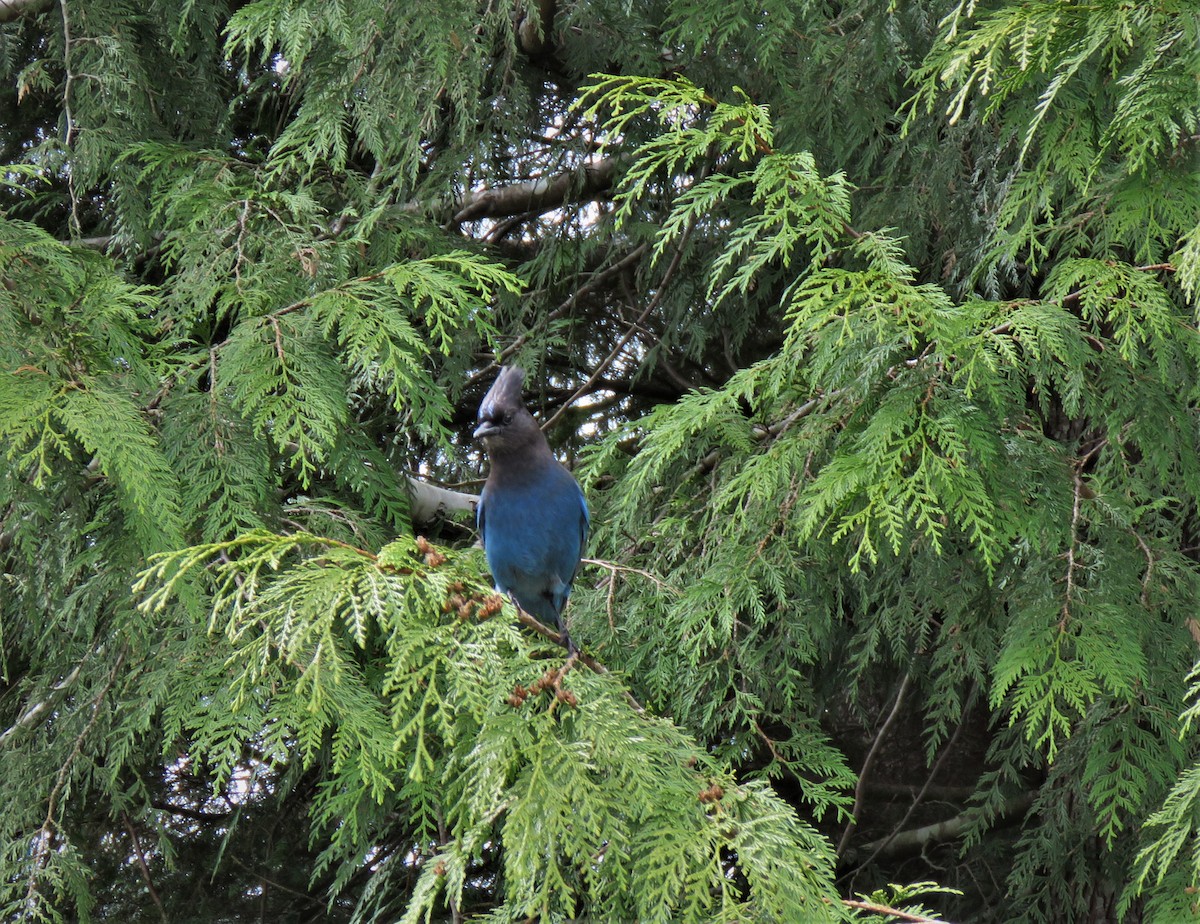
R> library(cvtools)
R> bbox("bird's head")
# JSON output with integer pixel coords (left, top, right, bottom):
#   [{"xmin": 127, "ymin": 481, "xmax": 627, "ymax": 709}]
[{"xmin": 474, "ymin": 366, "xmax": 543, "ymax": 456}]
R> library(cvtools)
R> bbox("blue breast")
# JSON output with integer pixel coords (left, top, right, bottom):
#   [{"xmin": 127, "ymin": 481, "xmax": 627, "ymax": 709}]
[{"xmin": 479, "ymin": 461, "xmax": 588, "ymax": 628}]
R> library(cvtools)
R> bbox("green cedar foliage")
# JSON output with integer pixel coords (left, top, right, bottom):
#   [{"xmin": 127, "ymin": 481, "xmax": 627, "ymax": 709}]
[
  {"xmin": 2, "ymin": 0, "xmax": 1200, "ymax": 922},
  {"xmin": 133, "ymin": 532, "xmax": 844, "ymax": 923},
  {"xmin": 572, "ymin": 17, "xmax": 1200, "ymax": 920}
]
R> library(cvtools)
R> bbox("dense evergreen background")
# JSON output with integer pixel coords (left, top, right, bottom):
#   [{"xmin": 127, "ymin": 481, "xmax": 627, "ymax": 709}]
[{"xmin": 2, "ymin": 1, "xmax": 1199, "ymax": 920}]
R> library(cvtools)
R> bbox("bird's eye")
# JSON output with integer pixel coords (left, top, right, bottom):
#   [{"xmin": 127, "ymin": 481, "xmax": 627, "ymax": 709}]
[{"xmin": 501, "ymin": 412, "xmax": 513, "ymax": 425}]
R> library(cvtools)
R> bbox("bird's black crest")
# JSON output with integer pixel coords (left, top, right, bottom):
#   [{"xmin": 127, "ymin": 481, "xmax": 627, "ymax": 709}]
[{"xmin": 479, "ymin": 366, "xmax": 526, "ymax": 420}]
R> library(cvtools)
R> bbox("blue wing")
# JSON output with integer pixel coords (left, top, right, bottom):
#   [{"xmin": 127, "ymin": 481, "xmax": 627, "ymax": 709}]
[
  {"xmin": 477, "ymin": 465, "xmax": 586, "ymax": 629},
  {"xmin": 569, "ymin": 482, "xmax": 589, "ymax": 585}
]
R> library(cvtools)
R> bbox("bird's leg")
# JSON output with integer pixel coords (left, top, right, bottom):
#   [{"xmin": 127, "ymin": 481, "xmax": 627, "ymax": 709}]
[{"xmin": 506, "ymin": 592, "xmax": 575, "ymax": 655}]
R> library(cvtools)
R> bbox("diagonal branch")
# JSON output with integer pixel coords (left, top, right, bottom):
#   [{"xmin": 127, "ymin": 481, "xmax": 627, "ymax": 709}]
[
  {"xmin": 540, "ymin": 218, "xmax": 694, "ymax": 432},
  {"xmin": 0, "ymin": 0, "xmax": 52, "ymax": 23},
  {"xmin": 122, "ymin": 812, "xmax": 167, "ymax": 923},
  {"xmin": 26, "ymin": 649, "xmax": 125, "ymax": 912},
  {"xmin": 512, "ymin": 607, "xmax": 644, "ymax": 713},
  {"xmin": 844, "ymin": 791, "xmax": 1036, "ymax": 864},
  {"xmin": 451, "ymin": 156, "xmax": 626, "ymax": 225},
  {"xmin": 466, "ymin": 243, "xmax": 649, "ymax": 391},
  {"xmin": 837, "ymin": 671, "xmax": 913, "ymax": 857},
  {"xmin": 842, "ymin": 898, "xmax": 955, "ymax": 923},
  {"xmin": 0, "ymin": 663, "xmax": 83, "ymax": 747},
  {"xmin": 850, "ymin": 683, "xmax": 979, "ymax": 872}
]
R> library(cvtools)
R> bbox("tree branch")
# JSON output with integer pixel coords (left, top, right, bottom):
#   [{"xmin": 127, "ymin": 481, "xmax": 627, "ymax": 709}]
[
  {"xmin": 837, "ymin": 671, "xmax": 913, "ymax": 857},
  {"xmin": 466, "ymin": 243, "xmax": 649, "ymax": 392},
  {"xmin": 512, "ymin": 607, "xmax": 645, "ymax": 713},
  {"xmin": 451, "ymin": 155, "xmax": 625, "ymax": 225},
  {"xmin": 122, "ymin": 812, "xmax": 167, "ymax": 923},
  {"xmin": 540, "ymin": 214, "xmax": 694, "ymax": 432},
  {"xmin": 148, "ymin": 800, "xmax": 233, "ymax": 823},
  {"xmin": 406, "ymin": 476, "xmax": 477, "ymax": 526},
  {"xmin": 0, "ymin": 663, "xmax": 83, "ymax": 747},
  {"xmin": 842, "ymin": 898, "xmax": 953, "ymax": 923},
  {"xmin": 58, "ymin": 0, "xmax": 81, "ymax": 239},
  {"xmin": 0, "ymin": 0, "xmax": 52, "ymax": 24},
  {"xmin": 27, "ymin": 650, "xmax": 125, "ymax": 912},
  {"xmin": 844, "ymin": 792, "xmax": 1036, "ymax": 864},
  {"xmin": 850, "ymin": 683, "xmax": 980, "ymax": 873}
]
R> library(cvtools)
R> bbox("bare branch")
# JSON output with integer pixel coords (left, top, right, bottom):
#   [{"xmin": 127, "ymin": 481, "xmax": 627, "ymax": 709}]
[
  {"xmin": 842, "ymin": 898, "xmax": 954, "ymax": 923},
  {"xmin": 406, "ymin": 476, "xmax": 477, "ymax": 526},
  {"xmin": 122, "ymin": 813, "xmax": 167, "ymax": 923},
  {"xmin": 0, "ymin": 0, "xmax": 52, "ymax": 24},
  {"xmin": 541, "ymin": 212, "xmax": 694, "ymax": 432},
  {"xmin": 837, "ymin": 672, "xmax": 913, "ymax": 857},
  {"xmin": 850, "ymin": 683, "xmax": 979, "ymax": 873},
  {"xmin": 845, "ymin": 792, "xmax": 1036, "ymax": 864},
  {"xmin": 27, "ymin": 650, "xmax": 125, "ymax": 912},
  {"xmin": 451, "ymin": 156, "xmax": 625, "ymax": 224},
  {"xmin": 58, "ymin": 0, "xmax": 81, "ymax": 239},
  {"xmin": 0, "ymin": 663, "xmax": 83, "ymax": 747},
  {"xmin": 466, "ymin": 243, "xmax": 649, "ymax": 391}
]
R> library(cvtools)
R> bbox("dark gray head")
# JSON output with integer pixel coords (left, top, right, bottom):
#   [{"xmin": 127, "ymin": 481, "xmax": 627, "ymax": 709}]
[{"xmin": 474, "ymin": 366, "xmax": 548, "ymax": 458}]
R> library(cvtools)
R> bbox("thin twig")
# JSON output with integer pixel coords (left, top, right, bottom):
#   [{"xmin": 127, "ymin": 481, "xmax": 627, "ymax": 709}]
[
  {"xmin": 26, "ymin": 649, "xmax": 125, "ymax": 911},
  {"xmin": 541, "ymin": 225, "xmax": 693, "ymax": 433},
  {"xmin": 842, "ymin": 898, "xmax": 952, "ymax": 923},
  {"xmin": 512, "ymin": 608, "xmax": 644, "ymax": 713},
  {"xmin": 582, "ymin": 557, "xmax": 679, "ymax": 593},
  {"xmin": 852, "ymin": 683, "xmax": 978, "ymax": 873},
  {"xmin": 837, "ymin": 671, "xmax": 913, "ymax": 857},
  {"xmin": 227, "ymin": 856, "xmax": 329, "ymax": 910},
  {"xmin": 1060, "ymin": 467, "xmax": 1085, "ymax": 630},
  {"xmin": 1130, "ymin": 528, "xmax": 1155, "ymax": 607},
  {"xmin": 122, "ymin": 812, "xmax": 167, "ymax": 922},
  {"xmin": 466, "ymin": 244, "xmax": 649, "ymax": 391}
]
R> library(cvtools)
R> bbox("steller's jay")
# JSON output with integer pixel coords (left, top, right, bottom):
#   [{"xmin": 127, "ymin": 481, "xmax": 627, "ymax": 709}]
[{"xmin": 474, "ymin": 366, "xmax": 589, "ymax": 653}]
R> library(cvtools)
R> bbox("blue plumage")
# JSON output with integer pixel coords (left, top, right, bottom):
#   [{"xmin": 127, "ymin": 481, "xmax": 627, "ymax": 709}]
[{"xmin": 474, "ymin": 366, "xmax": 589, "ymax": 651}]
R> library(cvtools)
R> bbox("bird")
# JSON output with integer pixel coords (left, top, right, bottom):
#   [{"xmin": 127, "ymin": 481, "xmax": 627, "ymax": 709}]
[{"xmin": 474, "ymin": 366, "xmax": 589, "ymax": 653}]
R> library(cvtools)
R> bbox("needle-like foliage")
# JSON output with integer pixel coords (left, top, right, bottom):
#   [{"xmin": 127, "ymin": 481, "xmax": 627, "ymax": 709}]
[{"xmin": 3, "ymin": 0, "xmax": 1199, "ymax": 921}]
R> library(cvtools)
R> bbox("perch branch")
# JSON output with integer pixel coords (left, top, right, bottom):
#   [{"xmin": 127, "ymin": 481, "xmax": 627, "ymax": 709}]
[{"xmin": 512, "ymin": 608, "xmax": 644, "ymax": 714}]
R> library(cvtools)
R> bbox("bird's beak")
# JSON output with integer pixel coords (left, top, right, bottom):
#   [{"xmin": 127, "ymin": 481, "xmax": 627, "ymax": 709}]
[{"xmin": 473, "ymin": 421, "xmax": 498, "ymax": 440}]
